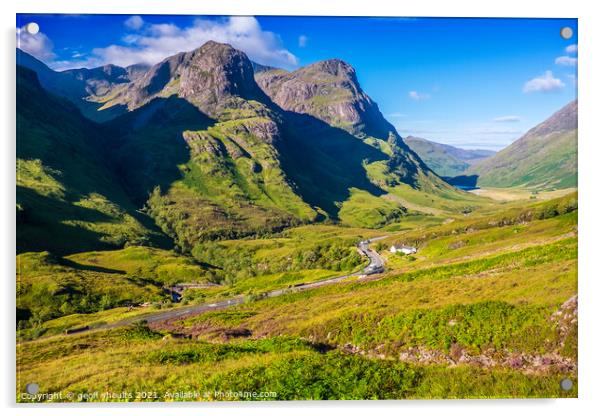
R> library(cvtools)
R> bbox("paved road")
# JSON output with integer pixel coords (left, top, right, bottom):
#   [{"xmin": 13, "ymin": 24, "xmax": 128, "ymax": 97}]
[
  {"xmin": 358, "ymin": 236, "xmax": 386, "ymax": 274},
  {"xmin": 67, "ymin": 237, "xmax": 387, "ymax": 334}
]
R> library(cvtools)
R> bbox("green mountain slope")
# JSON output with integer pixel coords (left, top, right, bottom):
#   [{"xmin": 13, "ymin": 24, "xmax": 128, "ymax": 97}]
[
  {"xmin": 19, "ymin": 42, "xmax": 487, "ymax": 253},
  {"xmin": 99, "ymin": 42, "xmax": 318, "ymax": 250},
  {"xmin": 16, "ymin": 66, "xmax": 167, "ymax": 254},
  {"xmin": 469, "ymin": 101, "xmax": 577, "ymax": 190},
  {"xmin": 404, "ymin": 136, "xmax": 495, "ymax": 177},
  {"xmin": 255, "ymin": 60, "xmax": 477, "ymax": 221},
  {"xmin": 99, "ymin": 43, "xmax": 454, "ymax": 243}
]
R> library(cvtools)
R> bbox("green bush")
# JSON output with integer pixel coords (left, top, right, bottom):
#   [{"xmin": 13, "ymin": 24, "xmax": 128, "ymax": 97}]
[{"xmin": 206, "ymin": 351, "xmax": 419, "ymax": 400}]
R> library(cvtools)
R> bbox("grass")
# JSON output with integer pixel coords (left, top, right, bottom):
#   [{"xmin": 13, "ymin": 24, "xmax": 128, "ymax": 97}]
[
  {"xmin": 470, "ymin": 187, "xmax": 577, "ymax": 202},
  {"xmin": 170, "ymin": 201, "xmax": 576, "ymax": 363},
  {"xmin": 470, "ymin": 127, "xmax": 577, "ymax": 190},
  {"xmin": 337, "ymin": 188, "xmax": 406, "ymax": 228},
  {"xmin": 16, "ymin": 193, "xmax": 578, "ymax": 400},
  {"xmin": 67, "ymin": 246, "xmax": 208, "ymax": 285},
  {"xmin": 382, "ymin": 211, "xmax": 576, "ymax": 271},
  {"xmin": 17, "ymin": 67, "xmax": 166, "ymax": 255},
  {"xmin": 178, "ymin": 237, "xmax": 576, "ymax": 353},
  {"xmin": 17, "ymin": 331, "xmax": 576, "ymax": 402},
  {"xmin": 16, "ymin": 246, "xmax": 210, "ymax": 333}
]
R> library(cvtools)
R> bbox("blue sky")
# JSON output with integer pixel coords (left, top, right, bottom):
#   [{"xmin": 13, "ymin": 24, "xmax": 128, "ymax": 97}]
[{"xmin": 16, "ymin": 14, "xmax": 577, "ymax": 150}]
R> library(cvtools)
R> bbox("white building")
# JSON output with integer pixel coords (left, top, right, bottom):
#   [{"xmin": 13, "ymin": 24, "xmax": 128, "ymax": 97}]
[{"xmin": 390, "ymin": 244, "xmax": 417, "ymax": 255}]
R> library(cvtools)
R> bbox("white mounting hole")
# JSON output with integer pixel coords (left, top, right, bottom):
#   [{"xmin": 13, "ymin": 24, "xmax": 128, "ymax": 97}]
[{"xmin": 25, "ymin": 22, "xmax": 39, "ymax": 35}]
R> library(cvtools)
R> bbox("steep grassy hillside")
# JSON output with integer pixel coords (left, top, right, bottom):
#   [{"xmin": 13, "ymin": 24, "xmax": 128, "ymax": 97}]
[
  {"xmin": 105, "ymin": 96, "xmax": 318, "ymax": 251},
  {"xmin": 16, "ymin": 66, "xmax": 167, "ymax": 254},
  {"xmin": 469, "ymin": 101, "xmax": 577, "ymax": 190},
  {"xmin": 404, "ymin": 136, "xmax": 495, "ymax": 177}
]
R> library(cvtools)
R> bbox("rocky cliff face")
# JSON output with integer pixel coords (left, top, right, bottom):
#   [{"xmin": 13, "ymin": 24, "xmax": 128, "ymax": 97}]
[
  {"xmin": 178, "ymin": 41, "xmax": 262, "ymax": 114},
  {"xmin": 255, "ymin": 59, "xmax": 396, "ymax": 140},
  {"xmin": 105, "ymin": 41, "xmax": 267, "ymax": 118}
]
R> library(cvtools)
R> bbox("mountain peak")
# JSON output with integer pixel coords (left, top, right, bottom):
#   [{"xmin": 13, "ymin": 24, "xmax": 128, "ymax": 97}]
[
  {"xmin": 306, "ymin": 59, "xmax": 355, "ymax": 77},
  {"xmin": 523, "ymin": 99, "xmax": 577, "ymax": 140},
  {"xmin": 101, "ymin": 41, "xmax": 264, "ymax": 117},
  {"xmin": 177, "ymin": 41, "xmax": 260, "ymax": 114},
  {"xmin": 196, "ymin": 40, "xmax": 236, "ymax": 52},
  {"xmin": 255, "ymin": 57, "xmax": 395, "ymax": 139},
  {"xmin": 469, "ymin": 100, "xmax": 577, "ymax": 190}
]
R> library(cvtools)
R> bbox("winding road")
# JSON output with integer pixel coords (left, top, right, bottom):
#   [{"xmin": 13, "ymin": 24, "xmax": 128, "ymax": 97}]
[{"xmin": 67, "ymin": 237, "xmax": 387, "ymax": 334}]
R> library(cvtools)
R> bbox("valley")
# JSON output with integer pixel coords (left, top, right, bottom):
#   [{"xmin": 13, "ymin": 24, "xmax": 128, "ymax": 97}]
[{"xmin": 16, "ymin": 39, "xmax": 578, "ymax": 401}]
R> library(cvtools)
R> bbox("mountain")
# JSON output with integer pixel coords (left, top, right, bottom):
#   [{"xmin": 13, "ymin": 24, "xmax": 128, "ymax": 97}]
[
  {"xmin": 18, "ymin": 41, "xmax": 476, "ymax": 252},
  {"xmin": 255, "ymin": 59, "xmax": 399, "ymax": 139},
  {"xmin": 62, "ymin": 63, "xmax": 149, "ymax": 97},
  {"xmin": 254, "ymin": 60, "xmax": 471, "ymax": 220},
  {"xmin": 404, "ymin": 136, "xmax": 496, "ymax": 177},
  {"xmin": 16, "ymin": 49, "xmax": 86, "ymax": 105},
  {"xmin": 16, "ymin": 49, "xmax": 138, "ymax": 122},
  {"xmin": 96, "ymin": 42, "xmax": 320, "ymax": 249},
  {"xmin": 99, "ymin": 41, "xmax": 268, "ymax": 118},
  {"xmin": 16, "ymin": 65, "xmax": 167, "ymax": 254},
  {"xmin": 98, "ymin": 42, "xmax": 457, "ymax": 238},
  {"xmin": 468, "ymin": 101, "xmax": 577, "ymax": 190}
]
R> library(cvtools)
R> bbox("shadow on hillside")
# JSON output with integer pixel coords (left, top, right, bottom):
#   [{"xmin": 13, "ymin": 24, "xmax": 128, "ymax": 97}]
[
  {"xmin": 17, "ymin": 187, "xmax": 118, "ymax": 255},
  {"xmin": 17, "ymin": 67, "xmax": 174, "ymax": 254},
  {"xmin": 277, "ymin": 111, "xmax": 389, "ymax": 219},
  {"xmin": 57, "ymin": 257, "xmax": 127, "ymax": 275},
  {"xmin": 444, "ymin": 174, "xmax": 480, "ymax": 190},
  {"xmin": 103, "ymin": 96, "xmax": 216, "ymax": 205}
]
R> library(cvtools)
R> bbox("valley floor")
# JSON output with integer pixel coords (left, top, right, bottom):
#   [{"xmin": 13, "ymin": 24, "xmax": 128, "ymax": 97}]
[
  {"xmin": 16, "ymin": 192, "xmax": 578, "ymax": 401},
  {"xmin": 468, "ymin": 187, "xmax": 577, "ymax": 202}
]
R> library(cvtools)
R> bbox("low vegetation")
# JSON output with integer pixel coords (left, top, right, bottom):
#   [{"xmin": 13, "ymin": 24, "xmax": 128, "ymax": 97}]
[{"xmin": 17, "ymin": 193, "xmax": 578, "ymax": 400}]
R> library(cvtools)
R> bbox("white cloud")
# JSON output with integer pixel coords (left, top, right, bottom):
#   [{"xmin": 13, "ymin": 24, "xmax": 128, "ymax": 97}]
[
  {"xmin": 54, "ymin": 16, "xmax": 298, "ymax": 70},
  {"xmin": 298, "ymin": 35, "xmax": 308, "ymax": 48},
  {"xmin": 565, "ymin": 44, "xmax": 578, "ymax": 54},
  {"xmin": 408, "ymin": 90, "xmax": 431, "ymax": 101},
  {"xmin": 493, "ymin": 115, "xmax": 521, "ymax": 123},
  {"xmin": 124, "ymin": 15, "xmax": 144, "ymax": 30},
  {"xmin": 16, "ymin": 25, "xmax": 56, "ymax": 62},
  {"xmin": 149, "ymin": 23, "xmax": 181, "ymax": 37},
  {"xmin": 523, "ymin": 71, "xmax": 565, "ymax": 93},
  {"xmin": 555, "ymin": 56, "xmax": 577, "ymax": 66}
]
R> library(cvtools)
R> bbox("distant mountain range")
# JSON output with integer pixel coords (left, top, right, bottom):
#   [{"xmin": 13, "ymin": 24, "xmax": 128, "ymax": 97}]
[
  {"xmin": 403, "ymin": 136, "xmax": 496, "ymax": 177},
  {"xmin": 17, "ymin": 42, "xmax": 468, "ymax": 254},
  {"xmin": 404, "ymin": 100, "xmax": 577, "ymax": 192},
  {"xmin": 468, "ymin": 100, "xmax": 577, "ymax": 190},
  {"xmin": 16, "ymin": 49, "xmax": 148, "ymax": 122}
]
